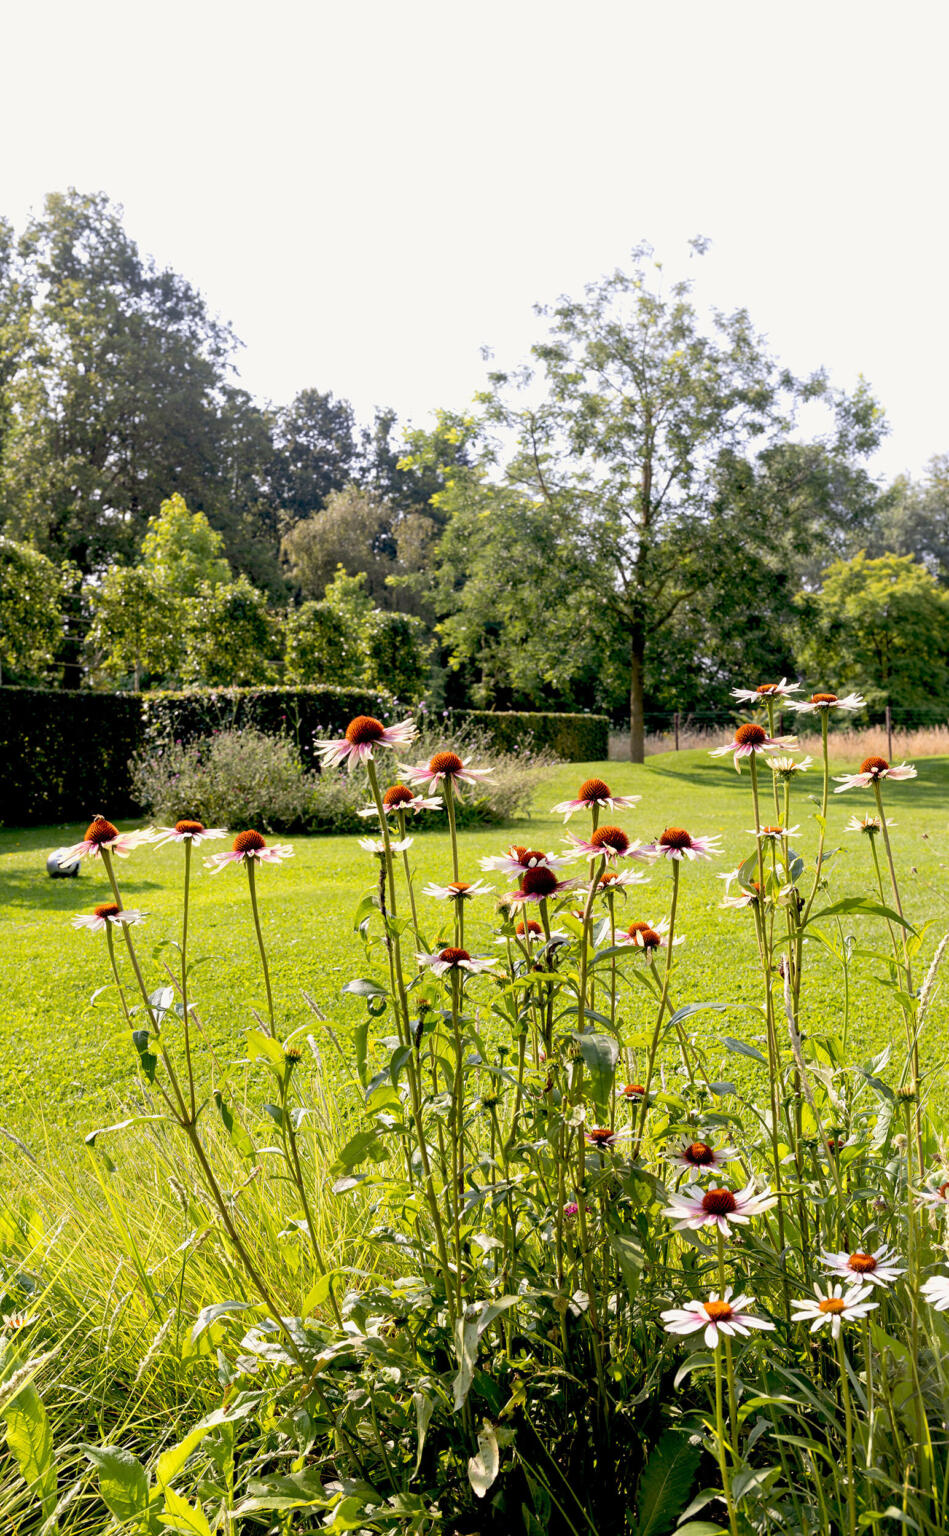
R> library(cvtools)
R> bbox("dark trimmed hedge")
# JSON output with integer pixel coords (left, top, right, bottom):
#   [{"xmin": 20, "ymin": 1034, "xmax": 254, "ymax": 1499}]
[
  {"xmin": 450, "ymin": 710, "xmax": 609, "ymax": 762},
  {"xmin": 141, "ymin": 686, "xmax": 393, "ymax": 770},
  {"xmin": 0, "ymin": 687, "xmax": 142, "ymax": 826}
]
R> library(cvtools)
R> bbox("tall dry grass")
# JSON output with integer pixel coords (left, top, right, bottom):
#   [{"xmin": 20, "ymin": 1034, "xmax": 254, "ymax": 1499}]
[{"xmin": 610, "ymin": 722, "xmax": 949, "ymax": 760}]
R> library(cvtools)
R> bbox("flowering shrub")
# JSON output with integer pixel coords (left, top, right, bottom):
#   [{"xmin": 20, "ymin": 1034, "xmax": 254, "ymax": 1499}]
[
  {"xmin": 132, "ymin": 728, "xmax": 317, "ymax": 831},
  {"xmin": 37, "ymin": 687, "xmax": 949, "ymax": 1535}
]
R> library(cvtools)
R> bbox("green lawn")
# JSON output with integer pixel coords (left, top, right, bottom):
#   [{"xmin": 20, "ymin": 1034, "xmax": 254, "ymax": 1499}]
[{"xmin": 3, "ymin": 749, "xmax": 949, "ymax": 1138}]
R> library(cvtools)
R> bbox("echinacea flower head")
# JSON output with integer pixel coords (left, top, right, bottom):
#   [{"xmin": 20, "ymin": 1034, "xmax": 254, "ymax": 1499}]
[
  {"xmin": 769, "ymin": 754, "xmax": 813, "ymax": 778},
  {"xmin": 917, "ymin": 1177, "xmax": 949, "ymax": 1212},
  {"xmin": 921, "ymin": 1275, "xmax": 949, "ymax": 1311},
  {"xmin": 316, "ymin": 714, "xmax": 417, "ymax": 771},
  {"xmin": 148, "ymin": 819, "xmax": 227, "ymax": 847},
  {"xmin": 506, "ymin": 865, "xmax": 578, "ymax": 905},
  {"xmin": 358, "ymin": 783, "xmax": 443, "ymax": 819},
  {"xmin": 59, "ymin": 816, "xmax": 148, "ymax": 865},
  {"xmin": 719, "ymin": 869, "xmax": 762, "ymax": 909},
  {"xmin": 845, "ymin": 813, "xmax": 892, "ymax": 835},
  {"xmin": 644, "ymin": 827, "xmax": 723, "ymax": 862},
  {"xmin": 421, "ymin": 877, "xmax": 494, "ymax": 901},
  {"xmin": 358, "ymin": 835, "xmax": 414, "ymax": 855},
  {"xmin": 661, "ymin": 1287, "xmax": 775, "ymax": 1349},
  {"xmin": 552, "ymin": 777, "xmax": 641, "ymax": 822},
  {"xmin": 833, "ymin": 756, "xmax": 918, "ymax": 793},
  {"xmin": 710, "ymin": 722, "xmax": 798, "ymax": 772},
  {"xmin": 619, "ymin": 1082, "xmax": 648, "ymax": 1102},
  {"xmin": 205, "ymin": 830, "xmax": 294, "ymax": 872},
  {"xmin": 821, "ymin": 1244, "xmax": 905, "ymax": 1288},
  {"xmin": 416, "ymin": 947, "xmax": 498, "ymax": 977},
  {"xmin": 749, "ymin": 823, "xmax": 800, "ymax": 842},
  {"xmin": 565, "ymin": 825, "xmax": 653, "ymax": 863},
  {"xmin": 584, "ymin": 1125, "xmax": 630, "ymax": 1150},
  {"xmin": 617, "ymin": 918, "xmax": 677, "ymax": 953},
  {"xmin": 788, "ymin": 690, "xmax": 865, "ymax": 714},
  {"xmin": 592, "ymin": 867, "xmax": 648, "ymax": 893},
  {"xmin": 71, "ymin": 903, "xmax": 146, "ymax": 933},
  {"xmin": 790, "ymin": 1282, "xmax": 878, "ymax": 1338},
  {"xmin": 668, "ymin": 1137, "xmax": 739, "ymax": 1175},
  {"xmin": 731, "ymin": 678, "xmax": 801, "ymax": 704},
  {"xmin": 480, "ymin": 845, "xmax": 575, "ymax": 875},
  {"xmin": 661, "ymin": 1179, "xmax": 778, "ymax": 1236},
  {"xmin": 400, "ymin": 751, "xmax": 493, "ymax": 792}
]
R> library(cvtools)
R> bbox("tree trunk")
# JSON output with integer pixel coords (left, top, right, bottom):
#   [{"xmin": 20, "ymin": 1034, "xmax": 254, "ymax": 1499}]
[{"xmin": 629, "ymin": 623, "xmax": 645, "ymax": 764}]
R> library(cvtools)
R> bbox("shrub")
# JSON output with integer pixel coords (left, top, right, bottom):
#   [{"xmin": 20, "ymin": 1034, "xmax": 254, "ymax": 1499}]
[
  {"xmin": 132, "ymin": 727, "xmax": 317, "ymax": 832},
  {"xmin": 0, "ymin": 686, "xmax": 141, "ymax": 825},
  {"xmin": 449, "ymin": 708, "xmax": 608, "ymax": 761},
  {"xmin": 141, "ymin": 684, "xmax": 394, "ymax": 769}
]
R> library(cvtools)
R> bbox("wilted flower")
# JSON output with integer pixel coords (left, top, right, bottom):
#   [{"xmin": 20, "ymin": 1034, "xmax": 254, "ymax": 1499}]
[
  {"xmin": 480, "ymin": 845, "xmax": 575, "ymax": 875},
  {"xmin": 59, "ymin": 816, "xmax": 149, "ymax": 865},
  {"xmin": 643, "ymin": 827, "xmax": 723, "ymax": 862},
  {"xmin": 833, "ymin": 756, "xmax": 918, "ymax": 793},
  {"xmin": 710, "ymin": 723, "xmax": 798, "ymax": 772},
  {"xmin": 921, "ymin": 1275, "xmax": 949, "ymax": 1311},
  {"xmin": 821, "ymin": 1245, "xmax": 905, "ymax": 1288},
  {"xmin": 788, "ymin": 691, "xmax": 865, "ymax": 714},
  {"xmin": 845, "ymin": 813, "xmax": 892, "ymax": 835},
  {"xmin": 790, "ymin": 1282, "xmax": 878, "ymax": 1338},
  {"xmin": 667, "ymin": 1137, "xmax": 739, "ymax": 1175},
  {"xmin": 148, "ymin": 820, "xmax": 227, "ymax": 847},
  {"xmin": 552, "ymin": 777, "xmax": 641, "ymax": 821},
  {"xmin": 357, "ymin": 784, "xmax": 443, "ymax": 818},
  {"xmin": 71, "ymin": 903, "xmax": 147, "ymax": 934},
  {"xmin": 719, "ymin": 869, "xmax": 761, "ymax": 909},
  {"xmin": 401, "ymin": 751, "xmax": 493, "ymax": 791},
  {"xmin": 416, "ymin": 947, "xmax": 498, "ymax": 977},
  {"xmin": 661, "ymin": 1287, "xmax": 775, "ymax": 1349},
  {"xmin": 731, "ymin": 678, "xmax": 801, "ymax": 704},
  {"xmin": 769, "ymin": 755, "xmax": 813, "ymax": 777},
  {"xmin": 421, "ymin": 878, "xmax": 494, "ymax": 901},
  {"xmin": 205, "ymin": 831, "xmax": 294, "ymax": 872},
  {"xmin": 316, "ymin": 715, "xmax": 417, "ymax": 771},
  {"xmin": 661, "ymin": 1180, "xmax": 778, "ymax": 1236}
]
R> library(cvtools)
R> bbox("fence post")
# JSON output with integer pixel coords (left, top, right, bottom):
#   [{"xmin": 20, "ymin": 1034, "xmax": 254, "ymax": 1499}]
[
  {"xmin": 674, "ymin": 710, "xmax": 680, "ymax": 751},
  {"xmin": 886, "ymin": 702, "xmax": 892, "ymax": 760}
]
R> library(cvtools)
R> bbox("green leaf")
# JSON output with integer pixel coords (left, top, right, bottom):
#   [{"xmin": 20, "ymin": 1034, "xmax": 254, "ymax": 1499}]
[
  {"xmin": 331, "ymin": 1129, "xmax": 387, "ymax": 1174},
  {"xmin": 342, "ymin": 977, "xmax": 389, "ymax": 998},
  {"xmin": 212, "ymin": 1090, "xmax": 256, "ymax": 1160},
  {"xmin": 158, "ymin": 1485, "xmax": 213, "ymax": 1536},
  {"xmin": 721, "ymin": 1036, "xmax": 766, "ymax": 1063},
  {"xmin": 570, "ymin": 1031, "xmax": 618, "ymax": 1117},
  {"xmin": 81, "ymin": 1443, "xmax": 150, "ymax": 1522},
  {"xmin": 453, "ymin": 1296, "xmax": 518, "ymax": 1410},
  {"xmin": 189, "ymin": 1301, "xmax": 254, "ymax": 1345},
  {"xmin": 4, "ymin": 1382, "xmax": 56, "ymax": 1520},
  {"xmin": 805, "ymin": 897, "xmax": 916, "ymax": 934},
  {"xmin": 131, "ymin": 1029, "xmax": 158, "ymax": 1084},
  {"xmin": 635, "ymin": 1429, "xmax": 700, "ymax": 1536},
  {"xmin": 246, "ymin": 1028, "xmax": 284, "ymax": 1070},
  {"xmin": 85, "ymin": 1114, "xmax": 164, "ymax": 1148},
  {"xmin": 467, "ymin": 1421, "xmax": 500, "ymax": 1499}
]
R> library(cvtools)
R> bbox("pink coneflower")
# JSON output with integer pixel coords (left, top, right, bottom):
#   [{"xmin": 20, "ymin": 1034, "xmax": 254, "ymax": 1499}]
[
  {"xmin": 710, "ymin": 722, "xmax": 797, "ymax": 772},
  {"xmin": 661, "ymin": 1180, "xmax": 778, "ymax": 1236},
  {"xmin": 731, "ymin": 678, "xmax": 801, "ymax": 704},
  {"xmin": 667, "ymin": 1137, "xmax": 739, "ymax": 1175},
  {"xmin": 790, "ymin": 1283, "xmax": 877, "ymax": 1338},
  {"xmin": 205, "ymin": 830, "xmax": 294, "ymax": 872},
  {"xmin": 788, "ymin": 690, "xmax": 865, "ymax": 715},
  {"xmin": 59, "ymin": 816, "xmax": 148, "ymax": 866},
  {"xmin": 480, "ymin": 845, "xmax": 576, "ymax": 875},
  {"xmin": 505, "ymin": 865, "xmax": 579, "ymax": 906},
  {"xmin": 421, "ymin": 878, "xmax": 494, "ymax": 901},
  {"xmin": 148, "ymin": 819, "xmax": 227, "ymax": 848},
  {"xmin": 552, "ymin": 777, "xmax": 641, "ymax": 822},
  {"xmin": 833, "ymin": 756, "xmax": 918, "ymax": 793},
  {"xmin": 71, "ymin": 903, "xmax": 146, "ymax": 933},
  {"xmin": 619, "ymin": 1083, "xmax": 648, "ymax": 1103},
  {"xmin": 495, "ymin": 918, "xmax": 547, "ymax": 945},
  {"xmin": 917, "ymin": 1177, "xmax": 949, "ymax": 1212},
  {"xmin": 316, "ymin": 714, "xmax": 417, "ymax": 771},
  {"xmin": 821, "ymin": 1244, "xmax": 905, "ymax": 1289},
  {"xmin": 563, "ymin": 1201, "xmax": 579, "ymax": 1218},
  {"xmin": 590, "ymin": 867, "xmax": 648, "ymax": 893},
  {"xmin": 585, "ymin": 1125, "xmax": 630, "ymax": 1150},
  {"xmin": 719, "ymin": 870, "xmax": 762, "ymax": 909},
  {"xmin": 642, "ymin": 827, "xmax": 723, "ymax": 862},
  {"xmin": 661, "ymin": 1288, "xmax": 775, "ymax": 1349},
  {"xmin": 616, "ymin": 918, "xmax": 679, "ymax": 953},
  {"xmin": 416, "ymin": 947, "xmax": 498, "ymax": 977},
  {"xmin": 565, "ymin": 825, "xmax": 653, "ymax": 863},
  {"xmin": 357, "ymin": 783, "xmax": 443, "ymax": 818},
  {"xmin": 748, "ymin": 823, "xmax": 799, "ymax": 842},
  {"xmin": 400, "ymin": 750, "xmax": 493, "ymax": 791},
  {"xmin": 358, "ymin": 836, "xmax": 413, "ymax": 855}
]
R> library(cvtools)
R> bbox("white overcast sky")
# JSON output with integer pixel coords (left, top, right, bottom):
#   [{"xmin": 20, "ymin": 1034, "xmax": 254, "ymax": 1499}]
[{"xmin": 2, "ymin": 0, "xmax": 947, "ymax": 483}]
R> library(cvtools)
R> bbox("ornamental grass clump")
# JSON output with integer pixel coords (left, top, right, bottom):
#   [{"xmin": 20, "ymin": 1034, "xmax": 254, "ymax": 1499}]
[{"xmin": 31, "ymin": 690, "xmax": 949, "ymax": 1536}]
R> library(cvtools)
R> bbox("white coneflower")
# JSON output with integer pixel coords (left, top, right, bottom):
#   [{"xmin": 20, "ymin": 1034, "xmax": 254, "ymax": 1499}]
[
  {"xmin": 921, "ymin": 1275, "xmax": 949, "ymax": 1311},
  {"xmin": 551, "ymin": 777, "xmax": 641, "ymax": 821},
  {"xmin": 315, "ymin": 714, "xmax": 417, "ymax": 771},
  {"xmin": 416, "ymin": 947, "xmax": 498, "ymax": 977},
  {"xmin": 844, "ymin": 814, "xmax": 892, "ymax": 835},
  {"xmin": 667, "ymin": 1137, "xmax": 739, "ymax": 1175},
  {"xmin": 661, "ymin": 1180, "xmax": 778, "ymax": 1236},
  {"xmin": 661, "ymin": 1287, "xmax": 775, "ymax": 1349},
  {"xmin": 205, "ymin": 831, "xmax": 294, "ymax": 872},
  {"xmin": 71, "ymin": 904, "xmax": 147, "ymax": 934},
  {"xmin": 748, "ymin": 823, "xmax": 800, "ymax": 842},
  {"xmin": 421, "ymin": 878, "xmax": 494, "ymax": 901},
  {"xmin": 821, "ymin": 1245, "xmax": 905, "ymax": 1288},
  {"xmin": 769, "ymin": 754, "xmax": 813, "ymax": 778},
  {"xmin": 59, "ymin": 816, "xmax": 149, "ymax": 865},
  {"xmin": 479, "ymin": 845, "xmax": 576, "ymax": 875},
  {"xmin": 710, "ymin": 722, "xmax": 798, "ymax": 772},
  {"xmin": 718, "ymin": 869, "xmax": 761, "ymax": 909},
  {"xmin": 790, "ymin": 1282, "xmax": 878, "ymax": 1338},
  {"xmin": 833, "ymin": 756, "xmax": 917, "ymax": 793},
  {"xmin": 358, "ymin": 835, "xmax": 414, "ymax": 855},
  {"xmin": 400, "ymin": 750, "xmax": 493, "ymax": 791},
  {"xmin": 148, "ymin": 819, "xmax": 228, "ymax": 847},
  {"xmin": 642, "ymin": 827, "xmax": 723, "ymax": 862},
  {"xmin": 731, "ymin": 678, "xmax": 801, "ymax": 704},
  {"xmin": 357, "ymin": 783, "xmax": 443, "ymax": 818},
  {"xmin": 788, "ymin": 691, "xmax": 865, "ymax": 715}
]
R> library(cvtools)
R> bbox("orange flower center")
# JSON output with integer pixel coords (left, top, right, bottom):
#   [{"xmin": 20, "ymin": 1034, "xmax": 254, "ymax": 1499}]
[
  {"xmin": 84, "ymin": 816, "xmax": 118, "ymax": 845},
  {"xmin": 703, "ymin": 1299, "xmax": 734, "ymax": 1321},
  {"xmin": 755, "ymin": 683, "xmax": 780, "ymax": 694},
  {"xmin": 345, "ymin": 715, "xmax": 386, "ymax": 745},
  {"xmin": 174, "ymin": 819, "xmax": 205, "ymax": 835},
  {"xmin": 599, "ymin": 871, "xmax": 620, "ymax": 886},
  {"xmin": 520, "ymin": 866, "xmax": 559, "ymax": 897},
  {"xmin": 516, "ymin": 919, "xmax": 542, "ymax": 936},
  {"xmin": 735, "ymin": 722, "xmax": 767, "ymax": 746},
  {"xmin": 811, "ymin": 692, "xmax": 838, "ymax": 704},
  {"xmin": 660, "ymin": 827, "xmax": 693, "ymax": 850},
  {"xmin": 627, "ymin": 920, "xmax": 650, "ymax": 935},
  {"xmin": 233, "ymin": 829, "xmax": 266, "ymax": 852},
  {"xmin": 847, "ymin": 1252, "xmax": 877, "ymax": 1274},
  {"xmin": 579, "ymin": 777, "xmax": 611, "ymax": 802},
  {"xmin": 623, "ymin": 1083, "xmax": 645, "ymax": 1098},
  {"xmin": 587, "ymin": 1127, "xmax": 614, "ymax": 1144},
  {"xmin": 438, "ymin": 947, "xmax": 470, "ymax": 964},
  {"xmin": 702, "ymin": 1188, "xmax": 737, "ymax": 1215},
  {"xmin": 684, "ymin": 1141, "xmax": 715, "ymax": 1165},
  {"xmin": 448, "ymin": 881, "xmax": 471, "ymax": 893},
  {"xmin": 640, "ymin": 928, "xmax": 661, "ymax": 949},
  {"xmin": 939, "ymin": 1181, "xmax": 949, "ymax": 1201},
  {"xmin": 762, "ymin": 824, "xmax": 783, "ymax": 834},
  {"xmin": 383, "ymin": 784, "xmax": 415, "ymax": 807},
  {"xmin": 429, "ymin": 750, "xmax": 464, "ymax": 775},
  {"xmin": 93, "ymin": 903, "xmax": 121, "ymax": 919},
  {"xmin": 860, "ymin": 755, "xmax": 889, "ymax": 775},
  {"xmin": 819, "ymin": 1297, "xmax": 846, "ymax": 1314},
  {"xmin": 591, "ymin": 825, "xmax": 629, "ymax": 853}
]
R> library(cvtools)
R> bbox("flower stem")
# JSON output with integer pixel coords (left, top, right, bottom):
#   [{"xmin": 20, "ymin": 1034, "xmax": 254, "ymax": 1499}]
[
  {"xmin": 837, "ymin": 1332, "xmax": 857, "ymax": 1536},
  {"xmin": 246, "ymin": 859, "xmax": 276, "ymax": 1034}
]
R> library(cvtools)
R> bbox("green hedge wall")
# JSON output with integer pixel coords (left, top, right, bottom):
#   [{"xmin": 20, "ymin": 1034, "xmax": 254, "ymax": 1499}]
[
  {"xmin": 141, "ymin": 686, "xmax": 394, "ymax": 770},
  {"xmin": 0, "ymin": 688, "xmax": 142, "ymax": 826},
  {"xmin": 449, "ymin": 710, "xmax": 609, "ymax": 762}
]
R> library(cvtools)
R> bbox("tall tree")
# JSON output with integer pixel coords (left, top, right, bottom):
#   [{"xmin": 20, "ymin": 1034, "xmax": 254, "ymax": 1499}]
[{"xmin": 269, "ymin": 387, "xmax": 357, "ymax": 524}]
